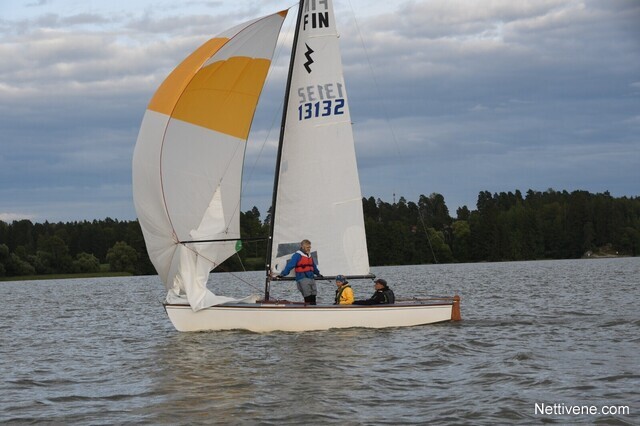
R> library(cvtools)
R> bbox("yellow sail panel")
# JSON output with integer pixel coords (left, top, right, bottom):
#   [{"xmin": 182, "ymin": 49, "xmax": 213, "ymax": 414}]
[
  {"xmin": 148, "ymin": 38, "xmax": 228, "ymax": 116},
  {"xmin": 171, "ymin": 56, "xmax": 271, "ymax": 139}
]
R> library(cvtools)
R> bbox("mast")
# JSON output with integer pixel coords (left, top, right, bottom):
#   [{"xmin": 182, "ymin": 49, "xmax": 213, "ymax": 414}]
[{"xmin": 263, "ymin": 0, "xmax": 305, "ymax": 301}]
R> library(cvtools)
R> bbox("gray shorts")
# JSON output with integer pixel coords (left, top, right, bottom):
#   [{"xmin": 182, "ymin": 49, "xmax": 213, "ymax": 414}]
[{"xmin": 296, "ymin": 277, "xmax": 317, "ymax": 297}]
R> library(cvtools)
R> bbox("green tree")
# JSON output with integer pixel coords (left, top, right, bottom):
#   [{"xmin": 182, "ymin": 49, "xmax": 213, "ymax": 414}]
[
  {"xmin": 37, "ymin": 234, "xmax": 73, "ymax": 273},
  {"xmin": 28, "ymin": 252, "xmax": 52, "ymax": 274},
  {"xmin": 456, "ymin": 206, "xmax": 471, "ymax": 221},
  {"xmin": 418, "ymin": 193, "xmax": 451, "ymax": 230},
  {"xmin": 0, "ymin": 243, "xmax": 9, "ymax": 276},
  {"xmin": 73, "ymin": 252, "xmax": 101, "ymax": 273},
  {"xmin": 106, "ymin": 241, "xmax": 138, "ymax": 274},
  {"xmin": 470, "ymin": 191, "xmax": 500, "ymax": 261},
  {"xmin": 6, "ymin": 253, "xmax": 36, "ymax": 276},
  {"xmin": 7, "ymin": 220, "xmax": 35, "ymax": 252},
  {"xmin": 240, "ymin": 206, "xmax": 267, "ymax": 262},
  {"xmin": 451, "ymin": 220, "xmax": 471, "ymax": 262},
  {"xmin": 619, "ymin": 226, "xmax": 640, "ymax": 255}
]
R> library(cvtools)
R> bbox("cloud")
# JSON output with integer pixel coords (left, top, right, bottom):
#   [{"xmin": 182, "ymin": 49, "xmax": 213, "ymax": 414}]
[
  {"xmin": 26, "ymin": 0, "xmax": 50, "ymax": 7},
  {"xmin": 0, "ymin": 0, "xmax": 638, "ymax": 222},
  {"xmin": 0, "ymin": 213, "xmax": 37, "ymax": 222}
]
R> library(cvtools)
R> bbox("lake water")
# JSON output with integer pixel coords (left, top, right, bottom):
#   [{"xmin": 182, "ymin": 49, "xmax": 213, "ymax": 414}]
[{"xmin": 1, "ymin": 258, "xmax": 638, "ymax": 424}]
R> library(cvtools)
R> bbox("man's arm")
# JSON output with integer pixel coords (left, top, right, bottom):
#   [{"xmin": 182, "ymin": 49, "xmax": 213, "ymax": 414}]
[{"xmin": 280, "ymin": 253, "xmax": 300, "ymax": 276}]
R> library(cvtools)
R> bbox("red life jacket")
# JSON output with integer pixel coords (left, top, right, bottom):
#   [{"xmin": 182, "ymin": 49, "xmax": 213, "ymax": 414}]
[{"xmin": 295, "ymin": 252, "xmax": 315, "ymax": 273}]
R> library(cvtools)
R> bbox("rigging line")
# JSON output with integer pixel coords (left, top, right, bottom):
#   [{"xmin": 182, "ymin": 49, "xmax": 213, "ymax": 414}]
[
  {"xmin": 346, "ymin": 0, "xmax": 402, "ymax": 157},
  {"xmin": 235, "ymin": 251, "xmax": 247, "ymax": 273},
  {"xmin": 180, "ymin": 242, "xmax": 263, "ymax": 293},
  {"xmin": 179, "ymin": 236, "xmax": 267, "ymax": 244},
  {"xmin": 418, "ymin": 207, "xmax": 439, "ymax": 264},
  {"xmin": 346, "ymin": 0, "xmax": 405, "ymax": 204}
]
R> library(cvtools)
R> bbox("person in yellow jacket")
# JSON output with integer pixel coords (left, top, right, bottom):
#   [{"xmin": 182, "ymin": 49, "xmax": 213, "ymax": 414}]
[{"xmin": 334, "ymin": 275, "xmax": 354, "ymax": 305}]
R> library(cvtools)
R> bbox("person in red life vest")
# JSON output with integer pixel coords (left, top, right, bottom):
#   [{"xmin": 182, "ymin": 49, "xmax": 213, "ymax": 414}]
[
  {"xmin": 334, "ymin": 275, "xmax": 354, "ymax": 305},
  {"xmin": 279, "ymin": 239, "xmax": 322, "ymax": 305}
]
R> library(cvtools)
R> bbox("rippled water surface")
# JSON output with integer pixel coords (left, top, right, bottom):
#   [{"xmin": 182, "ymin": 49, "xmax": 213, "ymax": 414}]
[{"xmin": 1, "ymin": 258, "xmax": 638, "ymax": 424}]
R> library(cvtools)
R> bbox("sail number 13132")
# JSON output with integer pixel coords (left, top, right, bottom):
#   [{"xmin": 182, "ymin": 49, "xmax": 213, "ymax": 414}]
[{"xmin": 297, "ymin": 83, "xmax": 345, "ymax": 121}]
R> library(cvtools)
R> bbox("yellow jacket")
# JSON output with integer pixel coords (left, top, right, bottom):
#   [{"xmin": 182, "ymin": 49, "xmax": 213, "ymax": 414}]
[{"xmin": 335, "ymin": 284, "xmax": 354, "ymax": 305}]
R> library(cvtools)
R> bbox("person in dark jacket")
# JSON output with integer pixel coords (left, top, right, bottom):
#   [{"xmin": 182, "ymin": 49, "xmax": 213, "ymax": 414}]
[{"xmin": 353, "ymin": 278, "xmax": 395, "ymax": 305}]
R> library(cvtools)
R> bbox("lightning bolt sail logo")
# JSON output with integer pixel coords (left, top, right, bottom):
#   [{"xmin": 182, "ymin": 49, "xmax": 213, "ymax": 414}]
[{"xmin": 303, "ymin": 43, "xmax": 314, "ymax": 73}]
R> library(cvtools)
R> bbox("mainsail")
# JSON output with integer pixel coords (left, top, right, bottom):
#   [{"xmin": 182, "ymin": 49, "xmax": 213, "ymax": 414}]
[
  {"xmin": 270, "ymin": 0, "xmax": 371, "ymax": 277},
  {"xmin": 133, "ymin": 11, "xmax": 287, "ymax": 310}
]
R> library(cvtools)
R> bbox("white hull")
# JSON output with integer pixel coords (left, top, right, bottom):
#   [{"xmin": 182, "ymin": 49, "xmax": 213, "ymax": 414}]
[{"xmin": 165, "ymin": 300, "xmax": 458, "ymax": 332}]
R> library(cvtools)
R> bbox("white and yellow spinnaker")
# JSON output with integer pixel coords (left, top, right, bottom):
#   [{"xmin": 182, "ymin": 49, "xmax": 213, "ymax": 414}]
[{"xmin": 133, "ymin": 11, "xmax": 287, "ymax": 310}]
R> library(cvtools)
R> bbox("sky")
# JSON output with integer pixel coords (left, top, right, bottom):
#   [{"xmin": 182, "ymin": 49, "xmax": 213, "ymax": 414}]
[{"xmin": 1, "ymin": 0, "xmax": 639, "ymax": 223}]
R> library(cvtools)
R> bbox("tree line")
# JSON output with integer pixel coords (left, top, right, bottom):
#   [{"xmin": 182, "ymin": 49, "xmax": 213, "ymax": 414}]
[
  {"xmin": 0, "ymin": 218, "xmax": 154, "ymax": 277},
  {"xmin": 361, "ymin": 189, "xmax": 639, "ymax": 265},
  {"xmin": 0, "ymin": 188, "xmax": 638, "ymax": 278}
]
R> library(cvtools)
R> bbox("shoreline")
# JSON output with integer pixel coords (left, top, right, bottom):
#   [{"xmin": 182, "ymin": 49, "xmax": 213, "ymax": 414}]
[{"xmin": 0, "ymin": 272, "xmax": 132, "ymax": 282}]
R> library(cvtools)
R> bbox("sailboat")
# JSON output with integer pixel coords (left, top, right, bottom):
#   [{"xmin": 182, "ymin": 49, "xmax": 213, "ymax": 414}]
[{"xmin": 132, "ymin": 0, "xmax": 460, "ymax": 332}]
